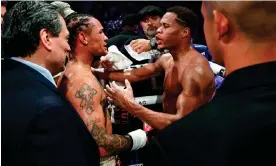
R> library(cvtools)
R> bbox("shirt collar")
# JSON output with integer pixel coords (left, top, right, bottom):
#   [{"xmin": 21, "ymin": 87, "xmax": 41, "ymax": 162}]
[
  {"xmin": 11, "ymin": 57, "xmax": 57, "ymax": 87},
  {"xmin": 216, "ymin": 61, "xmax": 276, "ymax": 95}
]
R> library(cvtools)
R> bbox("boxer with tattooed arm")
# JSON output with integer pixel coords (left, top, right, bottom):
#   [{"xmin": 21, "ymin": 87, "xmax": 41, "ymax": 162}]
[{"xmin": 57, "ymin": 14, "xmax": 147, "ymax": 165}]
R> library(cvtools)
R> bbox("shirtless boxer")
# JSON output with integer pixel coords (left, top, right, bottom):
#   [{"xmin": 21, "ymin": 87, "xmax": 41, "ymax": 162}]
[
  {"xmin": 57, "ymin": 14, "xmax": 147, "ymax": 165},
  {"xmin": 97, "ymin": 6, "xmax": 215, "ymax": 130}
]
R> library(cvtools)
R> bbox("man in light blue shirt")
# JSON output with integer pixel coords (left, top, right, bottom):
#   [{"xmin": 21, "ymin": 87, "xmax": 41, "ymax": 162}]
[
  {"xmin": 10, "ymin": 57, "xmax": 57, "ymax": 87},
  {"xmin": 2, "ymin": 1, "xmax": 100, "ymax": 166}
]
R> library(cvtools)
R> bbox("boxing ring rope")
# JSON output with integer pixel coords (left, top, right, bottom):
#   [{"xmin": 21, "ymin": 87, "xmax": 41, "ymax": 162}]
[
  {"xmin": 134, "ymin": 95, "xmax": 163, "ymax": 105},
  {"xmin": 53, "ymin": 61, "xmax": 225, "ymax": 106}
]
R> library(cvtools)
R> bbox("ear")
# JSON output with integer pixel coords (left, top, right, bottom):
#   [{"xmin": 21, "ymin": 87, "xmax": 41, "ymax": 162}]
[
  {"xmin": 181, "ymin": 27, "xmax": 190, "ymax": 38},
  {"xmin": 213, "ymin": 10, "xmax": 229, "ymax": 40},
  {"xmin": 78, "ymin": 31, "xmax": 88, "ymax": 45},
  {"xmin": 40, "ymin": 29, "xmax": 53, "ymax": 51}
]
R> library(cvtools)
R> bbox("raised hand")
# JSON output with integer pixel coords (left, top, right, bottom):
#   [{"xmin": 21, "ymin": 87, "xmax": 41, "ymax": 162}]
[{"xmin": 130, "ymin": 39, "xmax": 151, "ymax": 53}]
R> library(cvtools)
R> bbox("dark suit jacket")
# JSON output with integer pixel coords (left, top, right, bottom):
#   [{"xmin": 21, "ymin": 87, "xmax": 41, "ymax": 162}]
[
  {"xmin": 143, "ymin": 62, "xmax": 276, "ymax": 166},
  {"xmin": 2, "ymin": 59, "xmax": 100, "ymax": 166}
]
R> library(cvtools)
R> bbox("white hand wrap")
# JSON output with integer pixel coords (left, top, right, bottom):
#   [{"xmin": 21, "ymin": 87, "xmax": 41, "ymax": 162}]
[{"xmin": 128, "ymin": 129, "xmax": 147, "ymax": 151}]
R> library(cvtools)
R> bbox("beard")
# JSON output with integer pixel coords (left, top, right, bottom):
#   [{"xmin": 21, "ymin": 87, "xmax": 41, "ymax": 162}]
[{"xmin": 145, "ymin": 27, "xmax": 157, "ymax": 38}]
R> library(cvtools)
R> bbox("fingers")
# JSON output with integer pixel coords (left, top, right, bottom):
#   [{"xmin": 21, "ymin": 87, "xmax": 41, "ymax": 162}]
[
  {"xmin": 110, "ymin": 81, "xmax": 120, "ymax": 90},
  {"xmin": 105, "ymin": 84, "xmax": 115, "ymax": 94},
  {"xmin": 100, "ymin": 58, "xmax": 115, "ymax": 71},
  {"xmin": 130, "ymin": 40, "xmax": 138, "ymax": 47},
  {"xmin": 104, "ymin": 89, "xmax": 113, "ymax": 99},
  {"xmin": 107, "ymin": 96, "xmax": 113, "ymax": 103},
  {"xmin": 136, "ymin": 48, "xmax": 143, "ymax": 54},
  {"xmin": 132, "ymin": 45, "xmax": 140, "ymax": 53},
  {"xmin": 125, "ymin": 79, "xmax": 132, "ymax": 90}
]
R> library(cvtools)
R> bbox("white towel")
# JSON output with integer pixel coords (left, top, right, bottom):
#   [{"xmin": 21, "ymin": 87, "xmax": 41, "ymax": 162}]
[
  {"xmin": 124, "ymin": 44, "xmax": 152, "ymax": 61},
  {"xmin": 101, "ymin": 45, "xmax": 133, "ymax": 70}
]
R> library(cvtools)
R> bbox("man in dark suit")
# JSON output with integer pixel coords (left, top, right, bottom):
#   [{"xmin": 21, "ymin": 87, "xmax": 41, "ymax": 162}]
[
  {"xmin": 141, "ymin": 2, "xmax": 276, "ymax": 165},
  {"xmin": 2, "ymin": 2, "xmax": 100, "ymax": 166}
]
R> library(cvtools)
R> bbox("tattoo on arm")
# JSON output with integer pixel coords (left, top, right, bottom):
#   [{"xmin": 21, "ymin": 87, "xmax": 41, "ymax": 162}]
[
  {"xmin": 87, "ymin": 118, "xmax": 132, "ymax": 155},
  {"xmin": 75, "ymin": 83, "xmax": 97, "ymax": 115}
]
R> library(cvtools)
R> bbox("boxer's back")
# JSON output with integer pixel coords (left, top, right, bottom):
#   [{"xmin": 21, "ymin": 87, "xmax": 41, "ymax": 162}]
[
  {"xmin": 162, "ymin": 49, "xmax": 215, "ymax": 115},
  {"xmin": 58, "ymin": 61, "xmax": 112, "ymax": 134}
]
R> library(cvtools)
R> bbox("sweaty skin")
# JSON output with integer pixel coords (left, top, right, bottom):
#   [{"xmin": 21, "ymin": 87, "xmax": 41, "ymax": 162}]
[
  {"xmin": 100, "ymin": 49, "xmax": 215, "ymax": 130},
  {"xmin": 58, "ymin": 60, "xmax": 132, "ymax": 157},
  {"xmin": 98, "ymin": 10, "xmax": 215, "ymax": 130}
]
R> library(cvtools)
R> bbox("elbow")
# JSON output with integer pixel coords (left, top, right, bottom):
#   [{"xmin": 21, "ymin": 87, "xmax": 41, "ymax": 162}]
[
  {"xmin": 155, "ymin": 121, "xmax": 174, "ymax": 130},
  {"xmin": 156, "ymin": 116, "xmax": 181, "ymax": 130}
]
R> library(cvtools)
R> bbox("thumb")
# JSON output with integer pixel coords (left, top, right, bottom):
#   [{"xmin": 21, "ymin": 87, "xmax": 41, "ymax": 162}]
[{"xmin": 125, "ymin": 79, "xmax": 132, "ymax": 90}]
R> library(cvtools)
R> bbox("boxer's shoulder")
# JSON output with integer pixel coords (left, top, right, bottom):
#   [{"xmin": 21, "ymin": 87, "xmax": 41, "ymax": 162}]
[
  {"xmin": 159, "ymin": 53, "xmax": 173, "ymax": 69},
  {"xmin": 61, "ymin": 66, "xmax": 103, "ymax": 97},
  {"xmin": 187, "ymin": 50, "xmax": 211, "ymax": 70},
  {"xmin": 189, "ymin": 49, "xmax": 207, "ymax": 60}
]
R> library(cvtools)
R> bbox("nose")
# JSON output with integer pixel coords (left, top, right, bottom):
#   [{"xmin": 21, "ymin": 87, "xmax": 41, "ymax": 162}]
[
  {"xmin": 103, "ymin": 33, "xmax": 108, "ymax": 42},
  {"xmin": 147, "ymin": 18, "xmax": 154, "ymax": 26},
  {"xmin": 67, "ymin": 45, "xmax": 71, "ymax": 52},
  {"xmin": 156, "ymin": 26, "xmax": 162, "ymax": 34}
]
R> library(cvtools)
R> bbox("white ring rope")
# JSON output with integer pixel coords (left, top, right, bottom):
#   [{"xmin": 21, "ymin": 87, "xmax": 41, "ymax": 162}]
[{"xmin": 135, "ymin": 95, "xmax": 163, "ymax": 105}]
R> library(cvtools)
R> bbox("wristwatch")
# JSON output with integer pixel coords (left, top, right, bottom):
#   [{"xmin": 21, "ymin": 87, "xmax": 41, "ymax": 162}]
[{"xmin": 150, "ymin": 38, "xmax": 157, "ymax": 49}]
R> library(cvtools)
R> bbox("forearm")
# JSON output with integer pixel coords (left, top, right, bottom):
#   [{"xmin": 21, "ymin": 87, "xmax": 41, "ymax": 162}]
[
  {"xmin": 90, "ymin": 121, "xmax": 132, "ymax": 157},
  {"xmin": 95, "ymin": 70, "xmax": 148, "ymax": 83},
  {"xmin": 97, "ymin": 133, "xmax": 133, "ymax": 157},
  {"xmin": 109, "ymin": 71, "xmax": 139, "ymax": 83},
  {"xmin": 125, "ymin": 101, "xmax": 181, "ymax": 130}
]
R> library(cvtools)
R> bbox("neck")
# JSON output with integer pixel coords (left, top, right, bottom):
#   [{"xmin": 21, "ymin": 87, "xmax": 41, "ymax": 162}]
[
  {"xmin": 72, "ymin": 47, "xmax": 94, "ymax": 67},
  {"xmin": 169, "ymin": 40, "xmax": 193, "ymax": 62},
  {"xmin": 224, "ymin": 39, "xmax": 276, "ymax": 76}
]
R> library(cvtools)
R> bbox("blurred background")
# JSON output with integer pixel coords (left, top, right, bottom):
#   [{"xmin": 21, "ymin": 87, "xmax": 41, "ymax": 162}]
[{"xmin": 6, "ymin": 1, "xmax": 205, "ymax": 44}]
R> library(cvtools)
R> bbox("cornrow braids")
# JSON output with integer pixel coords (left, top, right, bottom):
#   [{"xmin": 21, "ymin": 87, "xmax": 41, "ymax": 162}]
[{"xmin": 66, "ymin": 13, "xmax": 94, "ymax": 57}]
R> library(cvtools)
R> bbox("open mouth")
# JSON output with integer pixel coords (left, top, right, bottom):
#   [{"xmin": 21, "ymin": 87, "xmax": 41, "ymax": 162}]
[{"xmin": 155, "ymin": 36, "xmax": 163, "ymax": 45}]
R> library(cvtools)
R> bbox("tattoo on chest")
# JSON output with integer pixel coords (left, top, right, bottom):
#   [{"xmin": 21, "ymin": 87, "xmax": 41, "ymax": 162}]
[
  {"xmin": 75, "ymin": 83, "xmax": 97, "ymax": 115},
  {"xmin": 88, "ymin": 117, "xmax": 130, "ymax": 154}
]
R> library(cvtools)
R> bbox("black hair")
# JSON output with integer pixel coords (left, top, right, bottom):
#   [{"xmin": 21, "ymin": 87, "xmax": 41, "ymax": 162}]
[
  {"xmin": 167, "ymin": 6, "xmax": 199, "ymax": 39},
  {"xmin": 2, "ymin": 1, "xmax": 62, "ymax": 58},
  {"xmin": 66, "ymin": 13, "xmax": 94, "ymax": 55},
  {"xmin": 138, "ymin": 5, "xmax": 164, "ymax": 21},
  {"xmin": 1, "ymin": 1, "xmax": 7, "ymax": 7}
]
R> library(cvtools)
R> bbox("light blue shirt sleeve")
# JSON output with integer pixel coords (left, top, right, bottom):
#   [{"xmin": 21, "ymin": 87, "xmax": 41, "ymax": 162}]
[{"xmin": 10, "ymin": 57, "xmax": 57, "ymax": 87}]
